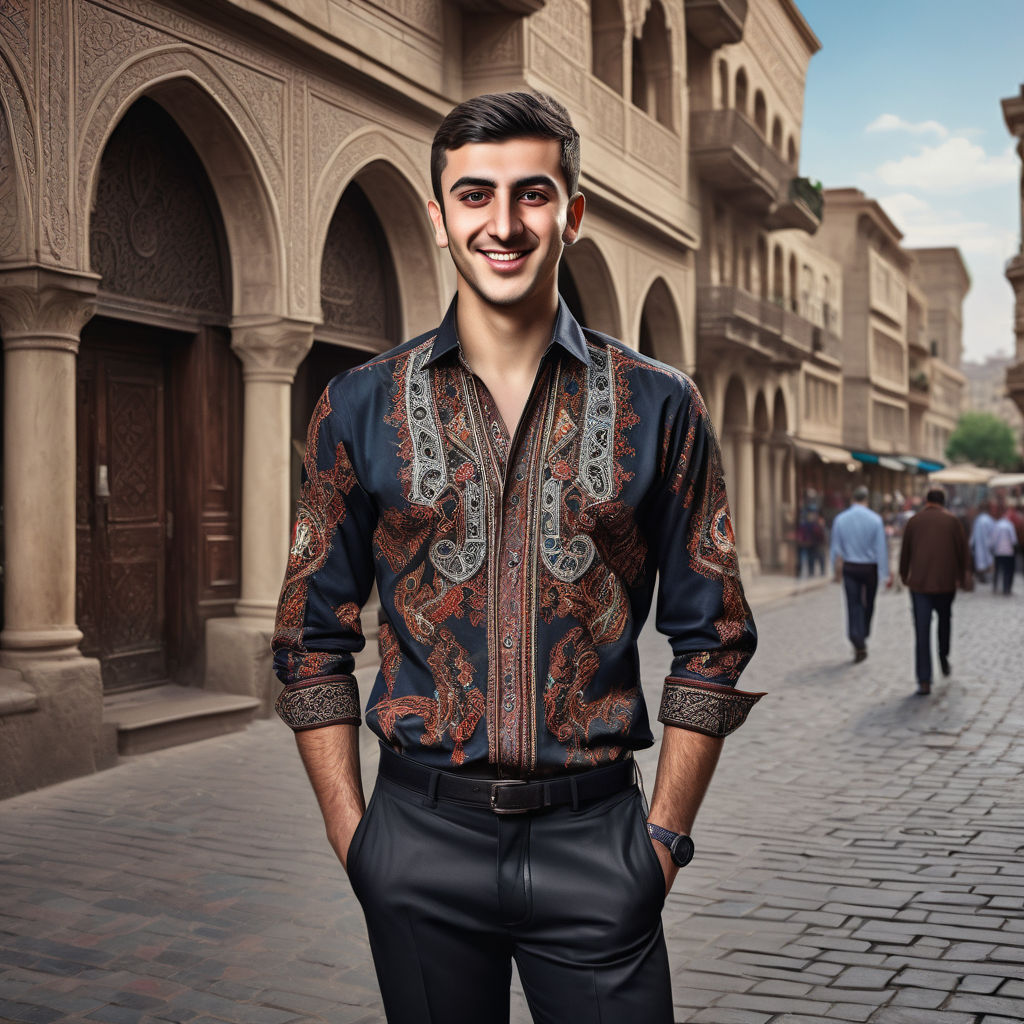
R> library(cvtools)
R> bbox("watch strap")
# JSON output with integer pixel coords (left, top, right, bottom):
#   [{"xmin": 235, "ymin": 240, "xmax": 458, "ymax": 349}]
[{"xmin": 646, "ymin": 822, "xmax": 678, "ymax": 848}]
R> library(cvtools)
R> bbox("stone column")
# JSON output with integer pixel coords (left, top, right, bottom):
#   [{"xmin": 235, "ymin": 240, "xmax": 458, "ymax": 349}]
[
  {"xmin": 229, "ymin": 316, "xmax": 315, "ymax": 620},
  {"xmin": 755, "ymin": 439, "xmax": 771, "ymax": 569},
  {"xmin": 203, "ymin": 317, "xmax": 313, "ymax": 712},
  {"xmin": 734, "ymin": 428, "xmax": 759, "ymax": 575},
  {"xmin": 0, "ymin": 267, "xmax": 98, "ymax": 661}
]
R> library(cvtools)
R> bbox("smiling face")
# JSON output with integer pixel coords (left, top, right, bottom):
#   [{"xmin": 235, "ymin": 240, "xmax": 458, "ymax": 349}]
[{"xmin": 427, "ymin": 137, "xmax": 584, "ymax": 315}]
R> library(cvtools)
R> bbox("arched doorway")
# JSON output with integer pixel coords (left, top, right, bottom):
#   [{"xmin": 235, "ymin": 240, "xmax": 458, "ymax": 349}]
[
  {"xmin": 631, "ymin": 0, "xmax": 673, "ymax": 129},
  {"xmin": 637, "ymin": 277, "xmax": 684, "ymax": 367},
  {"xmin": 560, "ymin": 238, "xmax": 621, "ymax": 336},
  {"xmin": 79, "ymin": 96, "xmax": 238, "ymax": 690}
]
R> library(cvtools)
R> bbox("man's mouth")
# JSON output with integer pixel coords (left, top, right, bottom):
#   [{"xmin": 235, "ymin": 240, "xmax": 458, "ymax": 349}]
[{"xmin": 481, "ymin": 250, "xmax": 529, "ymax": 264}]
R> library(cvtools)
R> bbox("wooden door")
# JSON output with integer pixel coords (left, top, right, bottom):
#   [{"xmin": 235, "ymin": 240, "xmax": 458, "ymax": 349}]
[{"xmin": 77, "ymin": 325, "xmax": 168, "ymax": 691}]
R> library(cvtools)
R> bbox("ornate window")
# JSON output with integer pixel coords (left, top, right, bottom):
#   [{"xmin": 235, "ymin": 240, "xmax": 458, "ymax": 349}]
[
  {"xmin": 591, "ymin": 0, "xmax": 625, "ymax": 93},
  {"xmin": 631, "ymin": 0, "xmax": 673, "ymax": 129}
]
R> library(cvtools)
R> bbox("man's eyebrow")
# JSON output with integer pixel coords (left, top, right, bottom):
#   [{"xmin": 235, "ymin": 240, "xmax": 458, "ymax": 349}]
[{"xmin": 447, "ymin": 174, "xmax": 559, "ymax": 194}]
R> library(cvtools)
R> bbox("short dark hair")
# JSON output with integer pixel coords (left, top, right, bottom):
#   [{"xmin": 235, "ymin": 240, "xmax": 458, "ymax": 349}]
[
  {"xmin": 852, "ymin": 485, "xmax": 869, "ymax": 503},
  {"xmin": 430, "ymin": 91, "xmax": 581, "ymax": 204},
  {"xmin": 926, "ymin": 488, "xmax": 946, "ymax": 506}
]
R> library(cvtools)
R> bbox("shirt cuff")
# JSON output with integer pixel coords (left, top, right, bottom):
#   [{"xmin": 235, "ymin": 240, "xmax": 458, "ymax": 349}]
[
  {"xmin": 657, "ymin": 677, "xmax": 765, "ymax": 737},
  {"xmin": 275, "ymin": 675, "xmax": 361, "ymax": 731}
]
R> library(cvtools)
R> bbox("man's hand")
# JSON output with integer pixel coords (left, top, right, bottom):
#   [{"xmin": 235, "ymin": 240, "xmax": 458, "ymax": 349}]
[
  {"xmin": 649, "ymin": 834, "xmax": 679, "ymax": 896},
  {"xmin": 885, "ymin": 574, "xmax": 894, "ymax": 589},
  {"xmin": 295, "ymin": 723, "xmax": 365, "ymax": 872}
]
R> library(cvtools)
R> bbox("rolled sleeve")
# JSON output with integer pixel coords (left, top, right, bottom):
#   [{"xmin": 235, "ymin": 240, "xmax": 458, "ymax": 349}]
[
  {"xmin": 272, "ymin": 376, "xmax": 377, "ymax": 731},
  {"xmin": 649, "ymin": 384, "xmax": 760, "ymax": 736}
]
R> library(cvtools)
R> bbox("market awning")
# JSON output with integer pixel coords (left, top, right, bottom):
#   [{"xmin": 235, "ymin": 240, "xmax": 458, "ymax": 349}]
[
  {"xmin": 927, "ymin": 463, "xmax": 996, "ymax": 484},
  {"xmin": 897, "ymin": 455, "xmax": 945, "ymax": 474},
  {"xmin": 987, "ymin": 472, "xmax": 1024, "ymax": 488},
  {"xmin": 794, "ymin": 441, "xmax": 859, "ymax": 469},
  {"xmin": 851, "ymin": 451, "xmax": 907, "ymax": 472}
]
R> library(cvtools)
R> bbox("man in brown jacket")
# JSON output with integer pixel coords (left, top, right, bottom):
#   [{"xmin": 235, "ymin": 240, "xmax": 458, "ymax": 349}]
[{"xmin": 899, "ymin": 488, "xmax": 969, "ymax": 695}]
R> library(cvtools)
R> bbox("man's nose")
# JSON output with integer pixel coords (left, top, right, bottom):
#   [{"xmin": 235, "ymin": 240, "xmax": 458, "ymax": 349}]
[{"xmin": 488, "ymin": 196, "xmax": 522, "ymax": 241}]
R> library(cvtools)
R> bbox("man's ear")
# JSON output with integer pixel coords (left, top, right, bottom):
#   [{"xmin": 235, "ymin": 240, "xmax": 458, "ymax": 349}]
[
  {"xmin": 427, "ymin": 199, "xmax": 449, "ymax": 249},
  {"xmin": 562, "ymin": 191, "xmax": 586, "ymax": 246}
]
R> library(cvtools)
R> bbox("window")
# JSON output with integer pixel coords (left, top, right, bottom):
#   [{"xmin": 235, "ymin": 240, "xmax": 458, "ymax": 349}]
[{"xmin": 591, "ymin": 0, "xmax": 624, "ymax": 93}]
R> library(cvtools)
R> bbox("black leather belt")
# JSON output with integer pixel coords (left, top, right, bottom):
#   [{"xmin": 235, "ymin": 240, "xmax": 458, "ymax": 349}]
[{"xmin": 377, "ymin": 743, "xmax": 636, "ymax": 814}]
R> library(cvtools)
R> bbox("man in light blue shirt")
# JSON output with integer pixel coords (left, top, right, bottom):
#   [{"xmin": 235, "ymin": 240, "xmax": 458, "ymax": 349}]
[{"xmin": 830, "ymin": 485, "xmax": 891, "ymax": 662}]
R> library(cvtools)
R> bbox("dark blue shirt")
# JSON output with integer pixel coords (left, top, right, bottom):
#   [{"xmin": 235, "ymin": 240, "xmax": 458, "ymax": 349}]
[{"xmin": 272, "ymin": 298, "xmax": 760, "ymax": 773}]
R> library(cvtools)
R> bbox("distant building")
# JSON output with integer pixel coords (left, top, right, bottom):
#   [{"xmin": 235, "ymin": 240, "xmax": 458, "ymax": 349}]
[{"xmin": 961, "ymin": 355, "xmax": 1024, "ymax": 455}]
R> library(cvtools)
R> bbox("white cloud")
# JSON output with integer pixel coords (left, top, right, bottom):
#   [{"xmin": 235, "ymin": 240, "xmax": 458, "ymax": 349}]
[
  {"xmin": 877, "ymin": 193, "xmax": 1016, "ymax": 255},
  {"xmin": 866, "ymin": 113, "xmax": 949, "ymax": 138},
  {"xmin": 876, "ymin": 137, "xmax": 1018, "ymax": 192}
]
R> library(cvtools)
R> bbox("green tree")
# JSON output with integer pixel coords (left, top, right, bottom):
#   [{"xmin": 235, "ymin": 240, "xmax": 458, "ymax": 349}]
[{"xmin": 945, "ymin": 411, "xmax": 1019, "ymax": 470}]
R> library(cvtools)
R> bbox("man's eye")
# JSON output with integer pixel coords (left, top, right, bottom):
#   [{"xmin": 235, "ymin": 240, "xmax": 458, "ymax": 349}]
[
  {"xmin": 462, "ymin": 191, "xmax": 488, "ymax": 203},
  {"xmin": 520, "ymin": 191, "xmax": 546, "ymax": 202}
]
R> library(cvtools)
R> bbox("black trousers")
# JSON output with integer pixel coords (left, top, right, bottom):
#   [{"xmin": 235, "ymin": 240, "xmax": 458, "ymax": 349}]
[
  {"xmin": 910, "ymin": 590, "xmax": 954, "ymax": 684},
  {"xmin": 346, "ymin": 761, "xmax": 673, "ymax": 1024},
  {"xmin": 993, "ymin": 554, "xmax": 1015, "ymax": 594},
  {"xmin": 842, "ymin": 562, "xmax": 878, "ymax": 650}
]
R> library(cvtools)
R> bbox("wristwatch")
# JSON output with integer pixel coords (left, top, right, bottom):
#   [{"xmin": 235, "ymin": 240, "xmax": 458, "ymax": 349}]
[{"xmin": 646, "ymin": 822, "xmax": 695, "ymax": 867}]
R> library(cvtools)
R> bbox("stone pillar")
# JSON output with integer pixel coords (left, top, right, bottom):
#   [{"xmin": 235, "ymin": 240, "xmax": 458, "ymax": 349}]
[
  {"xmin": 755, "ymin": 439, "xmax": 771, "ymax": 569},
  {"xmin": 230, "ymin": 316, "xmax": 315, "ymax": 619},
  {"xmin": 0, "ymin": 267, "xmax": 98, "ymax": 660},
  {"xmin": 204, "ymin": 317, "xmax": 313, "ymax": 712},
  {"xmin": 0, "ymin": 267, "xmax": 113, "ymax": 798},
  {"xmin": 734, "ymin": 428, "xmax": 759, "ymax": 575}
]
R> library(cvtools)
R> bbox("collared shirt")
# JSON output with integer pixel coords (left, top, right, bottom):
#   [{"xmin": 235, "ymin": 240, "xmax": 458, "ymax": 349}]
[
  {"xmin": 992, "ymin": 518, "xmax": 1017, "ymax": 557},
  {"xmin": 272, "ymin": 297, "xmax": 760, "ymax": 774},
  {"xmin": 830, "ymin": 502, "xmax": 888, "ymax": 580}
]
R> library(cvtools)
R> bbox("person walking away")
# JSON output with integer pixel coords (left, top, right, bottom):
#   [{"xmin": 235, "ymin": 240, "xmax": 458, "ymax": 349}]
[
  {"xmin": 898, "ymin": 488, "xmax": 969, "ymax": 695},
  {"xmin": 969, "ymin": 503, "xmax": 995, "ymax": 585},
  {"xmin": 990, "ymin": 506, "xmax": 1017, "ymax": 595},
  {"xmin": 830, "ymin": 485, "xmax": 890, "ymax": 662}
]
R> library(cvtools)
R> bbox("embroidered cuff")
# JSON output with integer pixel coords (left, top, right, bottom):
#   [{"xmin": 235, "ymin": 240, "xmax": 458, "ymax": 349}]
[
  {"xmin": 275, "ymin": 675, "xmax": 361, "ymax": 731},
  {"xmin": 657, "ymin": 677, "xmax": 764, "ymax": 737}
]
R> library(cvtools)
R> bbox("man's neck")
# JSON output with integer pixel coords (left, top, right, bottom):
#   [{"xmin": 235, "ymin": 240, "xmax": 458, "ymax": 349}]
[{"xmin": 454, "ymin": 285, "xmax": 558, "ymax": 381}]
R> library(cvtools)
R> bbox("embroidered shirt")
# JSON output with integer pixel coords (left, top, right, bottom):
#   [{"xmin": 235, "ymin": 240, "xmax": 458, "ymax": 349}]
[{"xmin": 272, "ymin": 298, "xmax": 760, "ymax": 773}]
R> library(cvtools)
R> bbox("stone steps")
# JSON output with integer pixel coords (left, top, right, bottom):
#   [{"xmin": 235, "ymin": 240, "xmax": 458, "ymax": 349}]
[{"xmin": 103, "ymin": 684, "xmax": 261, "ymax": 757}]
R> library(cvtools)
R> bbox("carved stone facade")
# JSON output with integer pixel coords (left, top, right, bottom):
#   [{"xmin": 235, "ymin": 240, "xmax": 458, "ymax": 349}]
[{"xmin": 1002, "ymin": 85, "xmax": 1024, "ymax": 421}]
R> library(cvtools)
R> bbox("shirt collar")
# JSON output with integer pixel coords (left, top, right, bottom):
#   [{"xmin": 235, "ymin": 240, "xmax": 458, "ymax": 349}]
[{"xmin": 424, "ymin": 293, "xmax": 591, "ymax": 368}]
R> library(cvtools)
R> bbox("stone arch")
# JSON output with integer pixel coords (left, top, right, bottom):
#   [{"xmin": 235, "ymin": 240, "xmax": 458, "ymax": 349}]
[
  {"xmin": 753, "ymin": 89, "xmax": 767, "ymax": 134},
  {"xmin": 561, "ymin": 237, "xmax": 622, "ymax": 337},
  {"xmin": 772, "ymin": 244, "xmax": 784, "ymax": 304},
  {"xmin": 734, "ymin": 67, "xmax": 748, "ymax": 114},
  {"xmin": 722, "ymin": 374, "xmax": 748, "ymax": 431},
  {"xmin": 591, "ymin": 0, "xmax": 625, "ymax": 94},
  {"xmin": 313, "ymin": 129, "xmax": 445, "ymax": 340},
  {"xmin": 772, "ymin": 386, "xmax": 789, "ymax": 436},
  {"xmin": 753, "ymin": 390, "xmax": 770, "ymax": 433},
  {"xmin": 752, "ymin": 389, "xmax": 771, "ymax": 565},
  {"xmin": 787, "ymin": 135, "xmax": 797, "ymax": 167},
  {"xmin": 631, "ymin": 0, "xmax": 673, "ymax": 129},
  {"xmin": 78, "ymin": 51, "xmax": 286, "ymax": 317},
  {"xmin": 771, "ymin": 115, "xmax": 783, "ymax": 154},
  {"xmin": 717, "ymin": 58, "xmax": 729, "ymax": 109},
  {"xmin": 0, "ymin": 50, "xmax": 35, "ymax": 262},
  {"xmin": 788, "ymin": 252, "xmax": 798, "ymax": 312},
  {"xmin": 637, "ymin": 275, "xmax": 685, "ymax": 367},
  {"xmin": 757, "ymin": 235, "xmax": 769, "ymax": 299}
]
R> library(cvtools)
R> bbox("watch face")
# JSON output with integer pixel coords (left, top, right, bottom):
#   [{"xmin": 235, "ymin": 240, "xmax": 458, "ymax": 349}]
[{"xmin": 670, "ymin": 833, "xmax": 695, "ymax": 868}]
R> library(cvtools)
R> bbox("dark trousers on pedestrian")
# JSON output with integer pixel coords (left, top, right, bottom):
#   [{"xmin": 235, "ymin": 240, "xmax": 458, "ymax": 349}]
[
  {"xmin": 993, "ymin": 555, "xmax": 1015, "ymax": 595},
  {"xmin": 910, "ymin": 590, "xmax": 954, "ymax": 685},
  {"xmin": 842, "ymin": 562, "xmax": 878, "ymax": 652},
  {"xmin": 346, "ymin": 745, "xmax": 673, "ymax": 1024}
]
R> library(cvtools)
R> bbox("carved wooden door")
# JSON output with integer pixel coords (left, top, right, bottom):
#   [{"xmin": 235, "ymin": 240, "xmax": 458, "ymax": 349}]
[{"xmin": 77, "ymin": 329, "xmax": 168, "ymax": 691}]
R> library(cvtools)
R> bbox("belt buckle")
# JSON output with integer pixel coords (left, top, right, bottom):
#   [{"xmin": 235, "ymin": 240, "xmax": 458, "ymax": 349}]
[{"xmin": 490, "ymin": 779, "xmax": 529, "ymax": 814}]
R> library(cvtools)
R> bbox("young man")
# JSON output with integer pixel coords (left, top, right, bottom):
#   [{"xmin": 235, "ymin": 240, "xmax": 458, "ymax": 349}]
[
  {"xmin": 273, "ymin": 92, "xmax": 760, "ymax": 1023},
  {"xmin": 829, "ymin": 485, "xmax": 891, "ymax": 662},
  {"xmin": 899, "ymin": 488, "xmax": 969, "ymax": 694}
]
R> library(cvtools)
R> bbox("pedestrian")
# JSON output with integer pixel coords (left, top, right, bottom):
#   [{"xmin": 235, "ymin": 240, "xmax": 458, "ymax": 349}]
[
  {"xmin": 969, "ymin": 503, "xmax": 995, "ymax": 585},
  {"xmin": 990, "ymin": 506, "xmax": 1017, "ymax": 595},
  {"xmin": 829, "ymin": 485, "xmax": 890, "ymax": 662},
  {"xmin": 899, "ymin": 488, "xmax": 969, "ymax": 695},
  {"xmin": 271, "ymin": 91, "xmax": 761, "ymax": 1023},
  {"xmin": 795, "ymin": 490, "xmax": 820, "ymax": 578}
]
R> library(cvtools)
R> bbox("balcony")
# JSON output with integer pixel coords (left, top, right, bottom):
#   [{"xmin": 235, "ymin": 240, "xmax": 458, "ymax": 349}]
[
  {"xmin": 685, "ymin": 0, "xmax": 747, "ymax": 49},
  {"xmin": 698, "ymin": 285, "xmax": 820, "ymax": 366},
  {"xmin": 765, "ymin": 177, "xmax": 823, "ymax": 234},
  {"xmin": 690, "ymin": 110, "xmax": 820, "ymax": 232}
]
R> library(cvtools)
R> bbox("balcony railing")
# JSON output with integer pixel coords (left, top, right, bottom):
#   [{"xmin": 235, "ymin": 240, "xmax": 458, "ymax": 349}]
[
  {"xmin": 698, "ymin": 285, "xmax": 827, "ymax": 363},
  {"xmin": 690, "ymin": 110, "xmax": 820, "ymax": 232},
  {"xmin": 685, "ymin": 0, "xmax": 747, "ymax": 49}
]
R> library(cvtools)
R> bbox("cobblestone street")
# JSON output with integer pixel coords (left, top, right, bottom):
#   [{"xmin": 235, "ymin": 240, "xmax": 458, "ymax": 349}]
[{"xmin": 2, "ymin": 580, "xmax": 1023, "ymax": 1024}]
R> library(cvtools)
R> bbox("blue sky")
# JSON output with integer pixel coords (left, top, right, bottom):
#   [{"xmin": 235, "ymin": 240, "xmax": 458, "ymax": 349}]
[{"xmin": 797, "ymin": 0, "xmax": 1023, "ymax": 363}]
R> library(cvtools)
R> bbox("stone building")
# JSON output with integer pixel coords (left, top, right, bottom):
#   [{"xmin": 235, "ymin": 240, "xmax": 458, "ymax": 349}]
[
  {"xmin": 4, "ymin": 0, "xmax": 808, "ymax": 795},
  {"xmin": 1002, "ymin": 84, "xmax": 1024, "ymax": 421},
  {"xmin": 905, "ymin": 247, "xmax": 968, "ymax": 466},
  {"xmin": 687, "ymin": 0, "xmax": 824, "ymax": 573},
  {"xmin": 962, "ymin": 355, "xmax": 1024, "ymax": 455}
]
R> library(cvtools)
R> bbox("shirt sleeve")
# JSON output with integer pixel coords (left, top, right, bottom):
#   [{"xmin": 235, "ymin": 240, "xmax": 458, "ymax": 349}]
[
  {"xmin": 649, "ymin": 382, "xmax": 762, "ymax": 738},
  {"xmin": 829, "ymin": 516, "xmax": 843, "ymax": 570},
  {"xmin": 875, "ymin": 517, "xmax": 889, "ymax": 580},
  {"xmin": 271, "ymin": 376, "xmax": 378, "ymax": 731}
]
